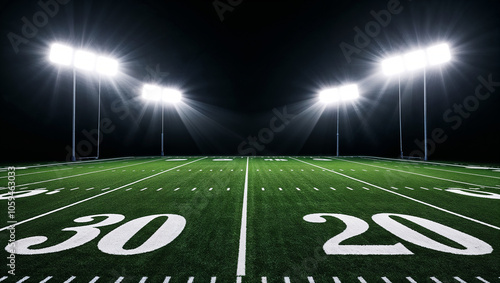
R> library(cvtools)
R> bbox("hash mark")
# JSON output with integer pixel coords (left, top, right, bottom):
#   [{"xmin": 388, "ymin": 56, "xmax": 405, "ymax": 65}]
[
  {"xmin": 63, "ymin": 277, "xmax": 76, "ymax": 283},
  {"xmin": 284, "ymin": 277, "xmax": 291, "ymax": 283},
  {"xmin": 163, "ymin": 277, "xmax": 171, "ymax": 283},
  {"xmin": 347, "ymin": 187, "xmax": 353, "ymax": 190},
  {"xmin": 332, "ymin": 277, "xmax": 341, "ymax": 283},
  {"xmin": 381, "ymin": 277, "xmax": 392, "ymax": 283},
  {"xmin": 453, "ymin": 277, "xmax": 467, "ymax": 283},
  {"xmin": 89, "ymin": 277, "xmax": 100, "ymax": 283},
  {"xmin": 430, "ymin": 277, "xmax": 442, "ymax": 283},
  {"xmin": 330, "ymin": 187, "xmax": 336, "ymax": 190},
  {"xmin": 187, "ymin": 277, "xmax": 194, "ymax": 283},
  {"xmin": 115, "ymin": 277, "xmax": 124, "ymax": 283},
  {"xmin": 308, "ymin": 276, "xmax": 315, "ymax": 283},
  {"xmin": 476, "ymin": 277, "xmax": 490, "ymax": 283},
  {"xmin": 406, "ymin": 277, "xmax": 417, "ymax": 283},
  {"xmin": 174, "ymin": 188, "xmax": 180, "ymax": 191},
  {"xmin": 210, "ymin": 277, "xmax": 216, "ymax": 283},
  {"xmin": 358, "ymin": 277, "xmax": 368, "ymax": 283},
  {"xmin": 139, "ymin": 277, "xmax": 148, "ymax": 283},
  {"xmin": 40, "ymin": 277, "xmax": 53, "ymax": 283}
]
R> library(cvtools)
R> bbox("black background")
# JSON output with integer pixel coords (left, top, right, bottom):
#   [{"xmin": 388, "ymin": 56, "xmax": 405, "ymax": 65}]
[{"xmin": 1, "ymin": 0, "xmax": 499, "ymax": 162}]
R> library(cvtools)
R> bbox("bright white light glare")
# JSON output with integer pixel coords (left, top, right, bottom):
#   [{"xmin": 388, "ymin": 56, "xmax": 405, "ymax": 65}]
[
  {"xmin": 74, "ymin": 50, "xmax": 96, "ymax": 71},
  {"xmin": 382, "ymin": 56, "xmax": 404, "ymax": 76},
  {"xmin": 426, "ymin": 43, "xmax": 451, "ymax": 66},
  {"xmin": 162, "ymin": 88, "xmax": 182, "ymax": 104},
  {"xmin": 319, "ymin": 84, "xmax": 359, "ymax": 104},
  {"xmin": 142, "ymin": 84, "xmax": 162, "ymax": 101},
  {"xmin": 404, "ymin": 50, "xmax": 427, "ymax": 71},
  {"xmin": 96, "ymin": 56, "xmax": 118, "ymax": 76},
  {"xmin": 319, "ymin": 88, "xmax": 340, "ymax": 104},
  {"xmin": 49, "ymin": 43, "xmax": 73, "ymax": 66},
  {"xmin": 340, "ymin": 84, "xmax": 359, "ymax": 100}
]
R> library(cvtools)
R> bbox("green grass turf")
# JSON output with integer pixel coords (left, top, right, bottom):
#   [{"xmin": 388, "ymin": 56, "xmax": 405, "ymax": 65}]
[{"xmin": 0, "ymin": 156, "xmax": 499, "ymax": 282}]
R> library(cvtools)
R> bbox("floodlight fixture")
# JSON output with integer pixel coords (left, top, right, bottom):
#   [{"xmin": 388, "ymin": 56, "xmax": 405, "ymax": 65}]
[
  {"xmin": 49, "ymin": 43, "xmax": 73, "ymax": 66},
  {"xmin": 162, "ymin": 88, "xmax": 182, "ymax": 104},
  {"xmin": 403, "ymin": 50, "xmax": 427, "ymax": 71},
  {"xmin": 426, "ymin": 43, "xmax": 451, "ymax": 66},
  {"xmin": 382, "ymin": 56, "xmax": 405, "ymax": 76},
  {"xmin": 96, "ymin": 56, "xmax": 118, "ymax": 76},
  {"xmin": 74, "ymin": 50, "xmax": 97, "ymax": 71},
  {"xmin": 319, "ymin": 88, "xmax": 340, "ymax": 104},
  {"xmin": 142, "ymin": 84, "xmax": 162, "ymax": 101},
  {"xmin": 340, "ymin": 84, "xmax": 359, "ymax": 101}
]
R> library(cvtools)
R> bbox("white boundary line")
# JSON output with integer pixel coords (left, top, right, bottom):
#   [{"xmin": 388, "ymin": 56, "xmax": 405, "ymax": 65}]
[
  {"xmin": 0, "ymin": 168, "xmax": 74, "ymax": 179},
  {"xmin": 14, "ymin": 159, "xmax": 163, "ymax": 187},
  {"xmin": 0, "ymin": 156, "xmax": 136, "ymax": 170},
  {"xmin": 358, "ymin": 156, "xmax": 495, "ymax": 168},
  {"xmin": 362, "ymin": 156, "xmax": 500, "ymax": 180},
  {"xmin": 334, "ymin": 158, "xmax": 498, "ymax": 189},
  {"xmin": 291, "ymin": 158, "xmax": 500, "ymax": 231},
  {"xmin": 0, "ymin": 157, "xmax": 207, "ymax": 232},
  {"xmin": 236, "ymin": 157, "xmax": 250, "ymax": 276}
]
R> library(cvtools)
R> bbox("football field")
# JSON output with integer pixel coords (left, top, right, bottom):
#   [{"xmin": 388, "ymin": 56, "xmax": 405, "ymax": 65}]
[{"xmin": 1, "ymin": 156, "xmax": 499, "ymax": 283}]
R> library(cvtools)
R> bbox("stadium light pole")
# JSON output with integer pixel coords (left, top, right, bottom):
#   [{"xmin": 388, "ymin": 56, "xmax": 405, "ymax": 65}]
[
  {"xmin": 319, "ymin": 84, "xmax": 359, "ymax": 157},
  {"xmin": 49, "ymin": 43, "xmax": 118, "ymax": 161},
  {"xmin": 142, "ymin": 84, "xmax": 182, "ymax": 156},
  {"xmin": 382, "ymin": 43, "xmax": 451, "ymax": 161}
]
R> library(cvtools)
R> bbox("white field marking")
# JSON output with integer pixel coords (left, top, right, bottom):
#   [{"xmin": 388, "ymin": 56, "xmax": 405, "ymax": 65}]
[
  {"xmin": 338, "ymin": 158, "xmax": 498, "ymax": 189},
  {"xmin": 358, "ymin": 277, "xmax": 367, "ymax": 283},
  {"xmin": 296, "ymin": 187, "xmax": 301, "ymax": 191},
  {"xmin": 406, "ymin": 277, "xmax": 417, "ymax": 283},
  {"xmin": 166, "ymin": 159, "xmax": 188, "ymax": 161},
  {"xmin": 433, "ymin": 187, "xmax": 442, "ymax": 191},
  {"xmin": 157, "ymin": 188, "xmax": 163, "ymax": 191},
  {"xmin": 381, "ymin": 277, "xmax": 392, "ymax": 283},
  {"xmin": 291, "ymin": 157, "xmax": 500, "ymax": 231},
  {"xmin": 405, "ymin": 186, "xmax": 414, "ymax": 190},
  {"xmin": 362, "ymin": 187, "xmax": 370, "ymax": 190},
  {"xmin": 351, "ymin": 169, "xmax": 355, "ymax": 171},
  {"xmin": 126, "ymin": 188, "xmax": 133, "ymax": 191},
  {"xmin": 236, "ymin": 277, "xmax": 242, "ymax": 283},
  {"xmin": 210, "ymin": 277, "xmax": 216, "ymax": 283},
  {"xmin": 139, "ymin": 277, "xmax": 148, "ymax": 283},
  {"xmin": 15, "ymin": 159, "xmax": 161, "ymax": 187},
  {"xmin": 280, "ymin": 169, "xmax": 283, "ymax": 171},
  {"xmin": 209, "ymin": 188, "xmax": 213, "ymax": 191},
  {"xmin": 312, "ymin": 169, "xmax": 315, "ymax": 171},
  {"xmin": 339, "ymin": 169, "xmax": 344, "ymax": 171},
  {"xmin": 0, "ymin": 167, "xmax": 73, "ymax": 179},
  {"xmin": 40, "ymin": 277, "xmax": 53, "ymax": 283},
  {"xmin": 330, "ymin": 187, "xmax": 336, "ymax": 190},
  {"xmin": 453, "ymin": 277, "xmax": 467, "ymax": 283},
  {"xmin": 476, "ymin": 277, "xmax": 490, "ymax": 283},
  {"xmin": 213, "ymin": 159, "xmax": 233, "ymax": 161},
  {"xmin": 346, "ymin": 187, "xmax": 353, "ymax": 190},
  {"xmin": 86, "ymin": 187, "xmax": 95, "ymax": 191},
  {"xmin": 102, "ymin": 187, "xmax": 111, "ymax": 191},
  {"xmin": 89, "ymin": 277, "xmax": 100, "ymax": 283},
  {"xmin": 46, "ymin": 190, "xmax": 60, "ymax": 195},
  {"xmin": 262, "ymin": 188, "xmax": 265, "ymax": 191},
  {"xmin": 236, "ymin": 157, "xmax": 250, "ymax": 276},
  {"xmin": 192, "ymin": 188, "xmax": 197, "ymax": 191},
  {"xmin": 227, "ymin": 188, "xmax": 231, "ymax": 191},
  {"xmin": 200, "ymin": 169, "xmax": 203, "ymax": 171},
  {"xmin": 313, "ymin": 158, "xmax": 331, "ymax": 161},
  {"xmin": 0, "ymin": 277, "xmax": 6, "ymax": 282},
  {"xmin": 332, "ymin": 277, "xmax": 341, "ymax": 283},
  {"xmin": 313, "ymin": 187, "xmax": 319, "ymax": 191},
  {"xmin": 307, "ymin": 276, "xmax": 315, "ymax": 283},
  {"xmin": 115, "ymin": 277, "xmax": 124, "ymax": 283},
  {"xmin": 362, "ymin": 169, "xmax": 367, "ymax": 172},
  {"xmin": 0, "ymin": 157, "xmax": 207, "ymax": 232},
  {"xmin": 0, "ymin": 156, "xmax": 134, "ymax": 171},
  {"xmin": 279, "ymin": 187, "xmax": 283, "ymax": 191},
  {"xmin": 17, "ymin": 277, "xmax": 30, "ymax": 283},
  {"xmin": 175, "ymin": 188, "xmax": 180, "ymax": 191},
  {"xmin": 430, "ymin": 277, "xmax": 442, "ymax": 283},
  {"xmin": 221, "ymin": 169, "xmax": 223, "ymax": 171},
  {"xmin": 162, "ymin": 277, "xmax": 171, "ymax": 283},
  {"xmin": 63, "ymin": 276, "xmax": 76, "ymax": 283},
  {"xmin": 284, "ymin": 277, "xmax": 291, "ymax": 283},
  {"xmin": 425, "ymin": 166, "xmax": 500, "ymax": 180},
  {"xmin": 70, "ymin": 187, "xmax": 80, "ymax": 191},
  {"xmin": 186, "ymin": 277, "xmax": 194, "ymax": 283},
  {"xmin": 261, "ymin": 277, "xmax": 268, "ymax": 283},
  {"xmin": 291, "ymin": 169, "xmax": 294, "ymax": 171},
  {"xmin": 420, "ymin": 187, "xmax": 429, "ymax": 190},
  {"xmin": 141, "ymin": 188, "xmax": 148, "ymax": 191},
  {"xmin": 189, "ymin": 169, "xmax": 192, "ymax": 171}
]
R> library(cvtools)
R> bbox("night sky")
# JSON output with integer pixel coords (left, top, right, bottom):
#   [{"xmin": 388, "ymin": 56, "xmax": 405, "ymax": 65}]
[{"xmin": 1, "ymin": 0, "xmax": 499, "ymax": 162}]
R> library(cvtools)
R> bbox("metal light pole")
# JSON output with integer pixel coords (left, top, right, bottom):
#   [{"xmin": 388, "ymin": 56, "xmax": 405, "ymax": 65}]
[
  {"xmin": 336, "ymin": 102, "xmax": 340, "ymax": 157},
  {"xmin": 423, "ymin": 68, "xmax": 428, "ymax": 161},
  {"xmin": 161, "ymin": 100, "xmax": 164, "ymax": 156},
  {"xmin": 97, "ymin": 75, "xmax": 101, "ymax": 159},
  {"xmin": 399, "ymin": 74, "xmax": 403, "ymax": 159},
  {"xmin": 71, "ymin": 68, "xmax": 77, "ymax": 162}
]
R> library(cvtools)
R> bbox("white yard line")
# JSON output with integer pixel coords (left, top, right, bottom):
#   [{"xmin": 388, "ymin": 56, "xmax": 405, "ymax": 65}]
[
  {"xmin": 236, "ymin": 157, "xmax": 250, "ymax": 277},
  {"xmin": 0, "ymin": 168, "xmax": 73, "ymax": 179},
  {"xmin": 0, "ymin": 157, "xmax": 207, "ymax": 232},
  {"xmin": 0, "ymin": 156, "xmax": 135, "ymax": 170},
  {"xmin": 291, "ymin": 158, "xmax": 500, "ymax": 231},
  {"xmin": 335, "ymin": 158, "xmax": 498, "ymax": 189},
  {"xmin": 14, "ymin": 159, "xmax": 162, "ymax": 187}
]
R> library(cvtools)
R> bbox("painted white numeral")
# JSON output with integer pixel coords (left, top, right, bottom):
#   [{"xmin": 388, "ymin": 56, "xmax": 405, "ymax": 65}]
[
  {"xmin": 373, "ymin": 213, "xmax": 493, "ymax": 255},
  {"xmin": 303, "ymin": 213, "xmax": 413, "ymax": 255},
  {"xmin": 446, "ymin": 188, "xmax": 500, "ymax": 199},
  {"xmin": 304, "ymin": 213, "xmax": 492, "ymax": 255},
  {"xmin": 0, "ymin": 189, "xmax": 48, "ymax": 199},
  {"xmin": 11, "ymin": 214, "xmax": 125, "ymax": 255},
  {"xmin": 7, "ymin": 214, "xmax": 186, "ymax": 256},
  {"xmin": 98, "ymin": 214, "xmax": 186, "ymax": 255}
]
